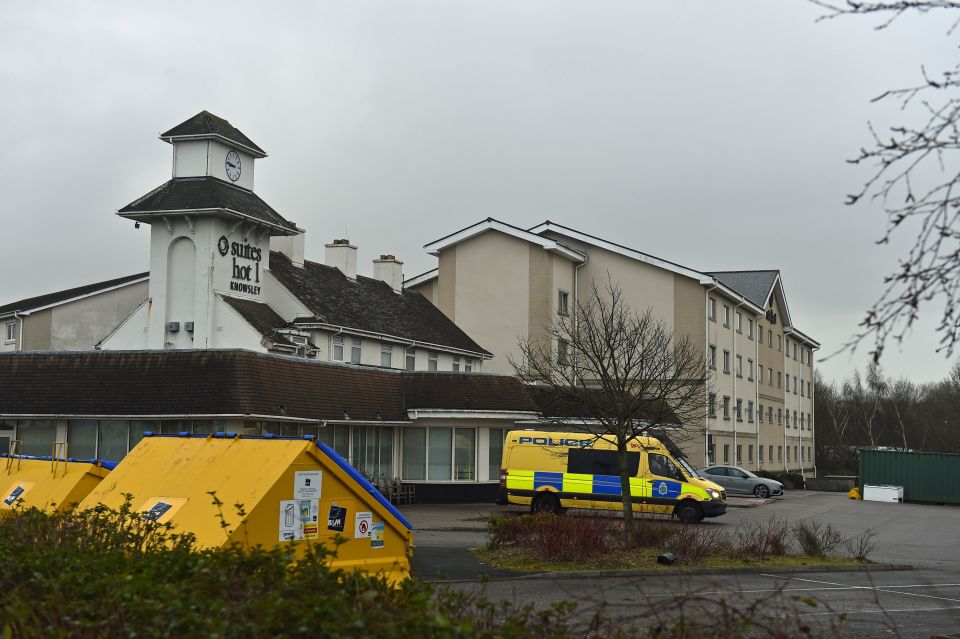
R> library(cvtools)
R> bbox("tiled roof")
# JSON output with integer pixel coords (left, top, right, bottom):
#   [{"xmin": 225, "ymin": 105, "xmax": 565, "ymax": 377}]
[
  {"xmin": 705, "ymin": 270, "xmax": 779, "ymax": 308},
  {"xmin": 118, "ymin": 177, "xmax": 297, "ymax": 233},
  {"xmin": 269, "ymin": 251, "xmax": 491, "ymax": 356},
  {"xmin": 402, "ymin": 372, "xmax": 539, "ymax": 413},
  {"xmin": 219, "ymin": 296, "xmax": 296, "ymax": 348},
  {"xmin": 0, "ymin": 273, "xmax": 148, "ymax": 317},
  {"xmin": 161, "ymin": 111, "xmax": 265, "ymax": 156},
  {"xmin": 0, "ymin": 350, "xmax": 533, "ymax": 420}
]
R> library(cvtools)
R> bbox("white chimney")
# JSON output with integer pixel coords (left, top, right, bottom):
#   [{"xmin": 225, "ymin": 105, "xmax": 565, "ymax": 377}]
[
  {"xmin": 271, "ymin": 230, "xmax": 305, "ymax": 268},
  {"xmin": 325, "ymin": 239, "xmax": 357, "ymax": 280},
  {"xmin": 373, "ymin": 254, "xmax": 404, "ymax": 293}
]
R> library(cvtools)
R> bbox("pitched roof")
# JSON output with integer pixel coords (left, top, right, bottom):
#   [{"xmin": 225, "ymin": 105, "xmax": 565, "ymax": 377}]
[
  {"xmin": 0, "ymin": 350, "xmax": 534, "ymax": 420},
  {"xmin": 402, "ymin": 372, "xmax": 539, "ymax": 413},
  {"xmin": 118, "ymin": 177, "xmax": 297, "ymax": 234},
  {"xmin": 269, "ymin": 251, "xmax": 491, "ymax": 356},
  {"xmin": 423, "ymin": 218, "xmax": 586, "ymax": 263},
  {"xmin": 161, "ymin": 111, "xmax": 266, "ymax": 157},
  {"xmin": 0, "ymin": 273, "xmax": 148, "ymax": 317},
  {"xmin": 705, "ymin": 270, "xmax": 779, "ymax": 309},
  {"xmin": 218, "ymin": 296, "xmax": 296, "ymax": 348}
]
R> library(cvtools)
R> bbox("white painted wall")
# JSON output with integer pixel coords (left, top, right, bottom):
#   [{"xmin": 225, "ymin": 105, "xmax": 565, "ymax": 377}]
[
  {"xmin": 172, "ymin": 139, "xmax": 255, "ymax": 190},
  {"xmin": 51, "ymin": 281, "xmax": 149, "ymax": 349},
  {"xmin": 212, "ymin": 296, "xmax": 270, "ymax": 351},
  {"xmin": 100, "ymin": 301, "xmax": 150, "ymax": 350},
  {"xmin": 208, "ymin": 140, "xmax": 255, "ymax": 190}
]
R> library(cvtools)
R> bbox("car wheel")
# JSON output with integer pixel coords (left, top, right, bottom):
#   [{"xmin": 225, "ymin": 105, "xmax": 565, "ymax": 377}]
[
  {"xmin": 675, "ymin": 500, "xmax": 703, "ymax": 524},
  {"xmin": 754, "ymin": 484, "xmax": 770, "ymax": 499},
  {"xmin": 531, "ymin": 493, "xmax": 562, "ymax": 515}
]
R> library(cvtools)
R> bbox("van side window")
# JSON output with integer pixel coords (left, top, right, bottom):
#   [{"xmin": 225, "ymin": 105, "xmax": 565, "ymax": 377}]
[
  {"xmin": 648, "ymin": 453, "xmax": 685, "ymax": 482},
  {"xmin": 568, "ymin": 449, "xmax": 640, "ymax": 476}
]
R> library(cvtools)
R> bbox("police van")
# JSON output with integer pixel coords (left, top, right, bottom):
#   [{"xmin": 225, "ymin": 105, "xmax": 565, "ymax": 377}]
[{"xmin": 497, "ymin": 430, "xmax": 726, "ymax": 523}]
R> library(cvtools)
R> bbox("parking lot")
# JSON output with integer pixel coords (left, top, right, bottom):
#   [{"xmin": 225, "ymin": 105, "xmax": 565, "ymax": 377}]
[{"xmin": 406, "ymin": 492, "xmax": 960, "ymax": 637}]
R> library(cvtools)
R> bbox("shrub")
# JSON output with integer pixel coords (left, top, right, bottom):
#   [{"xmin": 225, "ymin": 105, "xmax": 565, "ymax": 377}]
[
  {"xmin": 630, "ymin": 517, "xmax": 676, "ymax": 550},
  {"xmin": 845, "ymin": 528, "xmax": 878, "ymax": 561},
  {"xmin": 663, "ymin": 525, "xmax": 730, "ymax": 564},
  {"xmin": 755, "ymin": 470, "xmax": 805, "ymax": 490},
  {"xmin": 488, "ymin": 514, "xmax": 617, "ymax": 562},
  {"xmin": 792, "ymin": 520, "xmax": 844, "ymax": 556},
  {"xmin": 730, "ymin": 518, "xmax": 789, "ymax": 560}
]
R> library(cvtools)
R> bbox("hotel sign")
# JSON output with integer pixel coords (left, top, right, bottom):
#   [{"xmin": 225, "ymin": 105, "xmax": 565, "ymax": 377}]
[{"xmin": 218, "ymin": 235, "xmax": 262, "ymax": 295}]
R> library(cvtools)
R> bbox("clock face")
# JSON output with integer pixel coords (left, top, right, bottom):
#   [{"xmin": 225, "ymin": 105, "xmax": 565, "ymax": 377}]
[{"xmin": 225, "ymin": 150, "xmax": 241, "ymax": 182}]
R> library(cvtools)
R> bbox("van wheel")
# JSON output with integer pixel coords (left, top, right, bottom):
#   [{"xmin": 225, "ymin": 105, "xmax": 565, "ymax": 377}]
[
  {"xmin": 675, "ymin": 501, "xmax": 703, "ymax": 524},
  {"xmin": 531, "ymin": 493, "xmax": 562, "ymax": 515}
]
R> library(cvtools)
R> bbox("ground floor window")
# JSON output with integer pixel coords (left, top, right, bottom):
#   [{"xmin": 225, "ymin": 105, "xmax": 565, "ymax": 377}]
[
  {"xmin": 748, "ymin": 445, "xmax": 753, "ymax": 463},
  {"xmin": 736, "ymin": 444, "xmax": 742, "ymax": 464},
  {"xmin": 759, "ymin": 445, "xmax": 764, "ymax": 462},
  {"xmin": 706, "ymin": 434, "xmax": 715, "ymax": 465},
  {"xmin": 723, "ymin": 444, "xmax": 729, "ymax": 463},
  {"xmin": 19, "ymin": 420, "xmax": 56, "ymax": 457},
  {"xmin": 402, "ymin": 426, "xmax": 479, "ymax": 482},
  {"xmin": 488, "ymin": 428, "xmax": 507, "ymax": 479}
]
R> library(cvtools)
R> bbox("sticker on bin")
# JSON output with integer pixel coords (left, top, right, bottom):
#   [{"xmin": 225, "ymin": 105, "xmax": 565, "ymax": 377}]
[
  {"xmin": 294, "ymin": 471, "xmax": 322, "ymax": 500},
  {"xmin": 327, "ymin": 505, "xmax": 347, "ymax": 532},
  {"xmin": 279, "ymin": 499, "xmax": 319, "ymax": 542},
  {"xmin": 355, "ymin": 511, "xmax": 372, "ymax": 538},
  {"xmin": 3, "ymin": 484, "xmax": 27, "ymax": 506},
  {"xmin": 370, "ymin": 522, "xmax": 384, "ymax": 549},
  {"xmin": 136, "ymin": 497, "xmax": 187, "ymax": 524}
]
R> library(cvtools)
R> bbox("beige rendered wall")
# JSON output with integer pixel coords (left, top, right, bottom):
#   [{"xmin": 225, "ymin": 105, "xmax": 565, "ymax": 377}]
[
  {"xmin": 22, "ymin": 310, "xmax": 52, "ymax": 350},
  {"xmin": 409, "ymin": 278, "xmax": 438, "ymax": 305},
  {"xmin": 443, "ymin": 232, "xmax": 532, "ymax": 374},
  {"xmin": 50, "ymin": 281, "xmax": 149, "ymax": 350}
]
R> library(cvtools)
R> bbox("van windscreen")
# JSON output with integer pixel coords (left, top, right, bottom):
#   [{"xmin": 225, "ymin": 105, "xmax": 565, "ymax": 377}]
[{"xmin": 568, "ymin": 449, "xmax": 641, "ymax": 476}]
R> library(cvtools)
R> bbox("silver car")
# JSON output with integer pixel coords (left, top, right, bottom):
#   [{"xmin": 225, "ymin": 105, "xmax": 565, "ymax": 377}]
[{"xmin": 697, "ymin": 465, "xmax": 784, "ymax": 498}]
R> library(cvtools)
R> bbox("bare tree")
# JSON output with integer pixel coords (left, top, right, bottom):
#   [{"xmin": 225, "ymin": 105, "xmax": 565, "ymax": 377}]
[
  {"xmin": 814, "ymin": 1, "xmax": 960, "ymax": 361},
  {"xmin": 512, "ymin": 278, "xmax": 710, "ymax": 543}
]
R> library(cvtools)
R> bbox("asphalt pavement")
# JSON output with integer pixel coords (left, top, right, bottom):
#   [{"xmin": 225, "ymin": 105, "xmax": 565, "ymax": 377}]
[{"xmin": 404, "ymin": 492, "xmax": 960, "ymax": 637}]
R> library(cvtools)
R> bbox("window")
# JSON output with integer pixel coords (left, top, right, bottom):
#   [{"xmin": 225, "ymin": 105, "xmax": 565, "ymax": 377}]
[
  {"xmin": 777, "ymin": 372, "xmax": 782, "ymax": 388},
  {"xmin": 748, "ymin": 444, "xmax": 754, "ymax": 463},
  {"xmin": 350, "ymin": 425, "xmax": 395, "ymax": 478},
  {"xmin": 380, "ymin": 344, "xmax": 393, "ymax": 368},
  {"xmin": 4, "ymin": 322, "xmax": 15, "ymax": 343},
  {"xmin": 793, "ymin": 344, "xmax": 798, "ymax": 361},
  {"xmin": 758, "ymin": 365, "xmax": 764, "ymax": 382},
  {"xmin": 98, "ymin": 420, "xmax": 130, "ymax": 462},
  {"xmin": 785, "ymin": 374, "xmax": 790, "ymax": 391},
  {"xmin": 454, "ymin": 428, "xmax": 476, "ymax": 480},
  {"xmin": 332, "ymin": 335, "xmax": 344, "ymax": 361},
  {"xmin": 809, "ymin": 350, "xmax": 813, "ymax": 367},
  {"xmin": 807, "ymin": 382, "xmax": 811, "ymax": 397},
  {"xmin": 351, "ymin": 338, "xmax": 361, "ymax": 364},
  {"xmin": 800, "ymin": 378, "xmax": 805, "ymax": 397},
  {"xmin": 768, "ymin": 329, "xmax": 773, "ymax": 347},
  {"xmin": 736, "ymin": 444, "xmax": 742, "ymax": 464},
  {"xmin": 708, "ymin": 393, "xmax": 717, "ymax": 418},
  {"xmin": 800, "ymin": 348, "xmax": 805, "ymax": 364},
  {"xmin": 759, "ymin": 445, "xmax": 764, "ymax": 462},
  {"xmin": 723, "ymin": 396, "xmax": 730, "ymax": 419},
  {"xmin": 758, "ymin": 324, "xmax": 764, "ymax": 344},
  {"xmin": 428, "ymin": 428, "xmax": 453, "ymax": 480},
  {"xmin": 768, "ymin": 407, "xmax": 773, "ymax": 423},
  {"xmin": 735, "ymin": 312, "xmax": 742, "ymax": 333},
  {"xmin": 708, "ymin": 434, "xmax": 715, "ymax": 465},
  {"xmin": 748, "ymin": 359, "xmax": 754, "ymax": 380},
  {"xmin": 465, "ymin": 359, "xmax": 473, "ymax": 373},
  {"xmin": 723, "ymin": 305, "xmax": 730, "ymax": 327},
  {"xmin": 708, "ymin": 345, "xmax": 717, "ymax": 369},
  {"xmin": 648, "ymin": 453, "xmax": 685, "ymax": 481},
  {"xmin": 428, "ymin": 351, "xmax": 438, "ymax": 371},
  {"xmin": 808, "ymin": 413, "xmax": 812, "ymax": 429},
  {"xmin": 723, "ymin": 444, "xmax": 730, "ymax": 463},
  {"xmin": 569, "ymin": 449, "xmax": 641, "ymax": 476},
  {"xmin": 786, "ymin": 446, "xmax": 791, "ymax": 462},
  {"xmin": 735, "ymin": 398, "xmax": 742, "ymax": 421},
  {"xmin": 735, "ymin": 355, "xmax": 742, "ymax": 377},
  {"xmin": 800, "ymin": 413, "xmax": 805, "ymax": 430},
  {"xmin": 808, "ymin": 446, "xmax": 812, "ymax": 462},
  {"xmin": 769, "ymin": 445, "xmax": 774, "ymax": 462},
  {"xmin": 785, "ymin": 411, "xmax": 790, "ymax": 427},
  {"xmin": 488, "ymin": 428, "xmax": 507, "ymax": 479},
  {"xmin": 557, "ymin": 340, "xmax": 569, "ymax": 365},
  {"xmin": 777, "ymin": 335, "xmax": 782, "ymax": 351},
  {"xmin": 758, "ymin": 404, "xmax": 764, "ymax": 423},
  {"xmin": 557, "ymin": 290, "xmax": 569, "ymax": 316},
  {"xmin": 402, "ymin": 428, "xmax": 426, "ymax": 480},
  {"xmin": 777, "ymin": 408, "xmax": 782, "ymax": 425},
  {"xmin": 778, "ymin": 446, "xmax": 783, "ymax": 461},
  {"xmin": 747, "ymin": 400, "xmax": 754, "ymax": 423},
  {"xmin": 793, "ymin": 377, "xmax": 797, "ymax": 394},
  {"xmin": 405, "ymin": 347, "xmax": 416, "ymax": 371},
  {"xmin": 452, "ymin": 356, "xmax": 460, "ymax": 372},
  {"xmin": 767, "ymin": 368, "xmax": 773, "ymax": 385},
  {"xmin": 794, "ymin": 446, "xmax": 798, "ymax": 462},
  {"xmin": 723, "ymin": 350, "xmax": 730, "ymax": 374},
  {"xmin": 18, "ymin": 420, "xmax": 57, "ymax": 457},
  {"xmin": 748, "ymin": 318, "xmax": 754, "ymax": 339},
  {"xmin": 794, "ymin": 410, "xmax": 798, "ymax": 428},
  {"xmin": 785, "ymin": 339, "xmax": 790, "ymax": 358},
  {"xmin": 68, "ymin": 419, "xmax": 98, "ymax": 459}
]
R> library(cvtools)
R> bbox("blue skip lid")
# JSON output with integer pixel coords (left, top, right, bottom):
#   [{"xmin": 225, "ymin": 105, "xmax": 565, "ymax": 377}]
[
  {"xmin": 315, "ymin": 442, "xmax": 413, "ymax": 531},
  {"xmin": 0, "ymin": 453, "xmax": 118, "ymax": 471}
]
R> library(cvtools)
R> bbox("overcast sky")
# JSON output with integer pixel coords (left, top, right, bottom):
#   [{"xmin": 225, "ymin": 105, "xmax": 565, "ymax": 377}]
[{"xmin": 0, "ymin": 2, "xmax": 954, "ymax": 383}]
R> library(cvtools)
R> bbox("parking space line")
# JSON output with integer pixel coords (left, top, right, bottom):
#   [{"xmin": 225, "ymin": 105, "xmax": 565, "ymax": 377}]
[
  {"xmin": 761, "ymin": 574, "xmax": 960, "ymax": 605},
  {"xmin": 659, "ymin": 583, "xmax": 960, "ymax": 598},
  {"xmin": 801, "ymin": 605, "xmax": 960, "ymax": 617}
]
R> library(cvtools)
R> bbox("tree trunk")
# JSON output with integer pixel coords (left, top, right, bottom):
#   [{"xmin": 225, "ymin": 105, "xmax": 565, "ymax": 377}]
[{"xmin": 617, "ymin": 442, "xmax": 634, "ymax": 547}]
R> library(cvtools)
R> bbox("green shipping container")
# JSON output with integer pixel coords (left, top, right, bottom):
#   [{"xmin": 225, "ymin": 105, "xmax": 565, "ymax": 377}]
[{"xmin": 859, "ymin": 449, "xmax": 960, "ymax": 505}]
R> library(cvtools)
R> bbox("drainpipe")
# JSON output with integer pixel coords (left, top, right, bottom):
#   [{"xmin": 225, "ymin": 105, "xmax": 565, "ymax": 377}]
[
  {"xmin": 13, "ymin": 312, "xmax": 22, "ymax": 350},
  {"xmin": 704, "ymin": 282, "xmax": 718, "ymax": 465}
]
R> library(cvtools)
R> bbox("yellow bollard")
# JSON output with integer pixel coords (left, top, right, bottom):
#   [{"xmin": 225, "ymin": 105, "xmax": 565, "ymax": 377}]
[{"xmin": 848, "ymin": 486, "xmax": 861, "ymax": 500}]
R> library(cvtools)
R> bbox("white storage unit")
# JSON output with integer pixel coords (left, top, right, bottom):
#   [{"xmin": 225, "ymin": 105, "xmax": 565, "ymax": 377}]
[{"xmin": 863, "ymin": 485, "xmax": 903, "ymax": 503}]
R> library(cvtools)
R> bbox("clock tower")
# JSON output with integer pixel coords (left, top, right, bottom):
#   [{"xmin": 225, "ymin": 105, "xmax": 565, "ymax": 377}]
[{"xmin": 116, "ymin": 111, "xmax": 299, "ymax": 349}]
